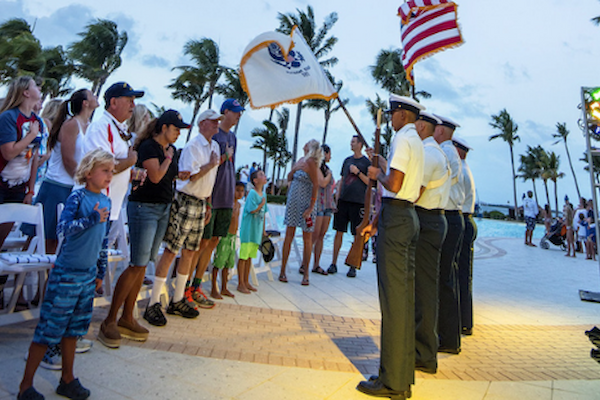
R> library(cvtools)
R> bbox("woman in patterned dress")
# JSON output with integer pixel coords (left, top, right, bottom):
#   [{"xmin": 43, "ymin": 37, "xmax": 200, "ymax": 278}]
[{"xmin": 279, "ymin": 140, "xmax": 323, "ymax": 286}]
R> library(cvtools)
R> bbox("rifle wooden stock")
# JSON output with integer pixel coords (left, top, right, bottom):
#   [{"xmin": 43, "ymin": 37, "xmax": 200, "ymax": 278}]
[{"xmin": 345, "ymin": 109, "xmax": 381, "ymax": 270}]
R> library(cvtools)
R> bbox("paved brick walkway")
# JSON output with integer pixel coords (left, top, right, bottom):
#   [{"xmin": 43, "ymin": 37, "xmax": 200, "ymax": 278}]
[{"xmin": 4, "ymin": 301, "xmax": 598, "ymax": 382}]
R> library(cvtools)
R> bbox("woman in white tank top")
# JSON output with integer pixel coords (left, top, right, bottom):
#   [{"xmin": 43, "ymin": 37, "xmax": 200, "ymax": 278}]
[{"xmin": 32, "ymin": 89, "xmax": 99, "ymax": 253}]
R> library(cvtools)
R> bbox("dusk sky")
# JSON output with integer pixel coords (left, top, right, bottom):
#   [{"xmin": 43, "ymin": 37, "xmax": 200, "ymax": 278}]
[{"xmin": 2, "ymin": 0, "xmax": 600, "ymax": 208}]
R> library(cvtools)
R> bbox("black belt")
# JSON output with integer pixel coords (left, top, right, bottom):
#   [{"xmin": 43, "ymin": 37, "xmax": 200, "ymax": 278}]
[
  {"xmin": 415, "ymin": 206, "xmax": 444, "ymax": 215},
  {"xmin": 463, "ymin": 213, "xmax": 473, "ymax": 216},
  {"xmin": 382, "ymin": 197, "xmax": 414, "ymax": 208},
  {"xmin": 445, "ymin": 210, "xmax": 463, "ymax": 215}
]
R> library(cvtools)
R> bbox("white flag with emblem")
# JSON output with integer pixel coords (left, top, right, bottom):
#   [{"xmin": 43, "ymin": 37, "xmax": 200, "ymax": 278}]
[{"xmin": 240, "ymin": 26, "xmax": 338, "ymax": 109}]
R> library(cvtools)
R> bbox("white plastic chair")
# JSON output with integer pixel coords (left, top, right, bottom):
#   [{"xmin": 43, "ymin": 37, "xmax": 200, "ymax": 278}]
[{"xmin": 0, "ymin": 203, "xmax": 55, "ymax": 320}]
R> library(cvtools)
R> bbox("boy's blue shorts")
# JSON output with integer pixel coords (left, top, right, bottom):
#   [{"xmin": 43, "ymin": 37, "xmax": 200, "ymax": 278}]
[{"xmin": 33, "ymin": 265, "xmax": 96, "ymax": 346}]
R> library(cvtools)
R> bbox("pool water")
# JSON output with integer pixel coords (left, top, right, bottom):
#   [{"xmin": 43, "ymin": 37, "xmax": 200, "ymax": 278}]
[{"xmin": 269, "ymin": 204, "xmax": 544, "ymax": 252}]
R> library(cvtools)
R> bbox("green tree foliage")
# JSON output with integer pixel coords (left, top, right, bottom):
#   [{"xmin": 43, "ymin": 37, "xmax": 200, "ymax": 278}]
[
  {"xmin": 69, "ymin": 19, "xmax": 127, "ymax": 96},
  {"xmin": 0, "ymin": 18, "xmax": 45, "ymax": 84}
]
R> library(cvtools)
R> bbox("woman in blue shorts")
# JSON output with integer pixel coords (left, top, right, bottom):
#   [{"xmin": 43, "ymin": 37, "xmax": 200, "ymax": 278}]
[{"xmin": 311, "ymin": 144, "xmax": 334, "ymax": 275}]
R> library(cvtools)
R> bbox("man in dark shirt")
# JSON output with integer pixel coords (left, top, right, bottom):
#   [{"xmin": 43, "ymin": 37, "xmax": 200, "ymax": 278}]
[{"xmin": 329, "ymin": 135, "xmax": 371, "ymax": 277}]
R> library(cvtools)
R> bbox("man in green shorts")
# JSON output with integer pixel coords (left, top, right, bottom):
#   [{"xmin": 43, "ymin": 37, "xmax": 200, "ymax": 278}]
[{"xmin": 187, "ymin": 99, "xmax": 244, "ymax": 305}]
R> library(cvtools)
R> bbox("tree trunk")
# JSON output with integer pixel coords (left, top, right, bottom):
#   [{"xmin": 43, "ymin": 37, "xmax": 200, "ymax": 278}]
[
  {"xmin": 262, "ymin": 150, "xmax": 267, "ymax": 174},
  {"xmin": 564, "ymin": 141, "xmax": 581, "ymax": 201},
  {"xmin": 269, "ymin": 108, "xmax": 275, "ymax": 122},
  {"xmin": 542, "ymin": 179, "xmax": 551, "ymax": 213},
  {"xmin": 292, "ymin": 102, "xmax": 302, "ymax": 164},
  {"xmin": 322, "ymin": 111, "xmax": 330, "ymax": 144},
  {"xmin": 509, "ymin": 145, "xmax": 519, "ymax": 220},
  {"xmin": 553, "ymin": 179, "xmax": 559, "ymax": 219},
  {"xmin": 233, "ymin": 114, "xmax": 243, "ymax": 135},
  {"xmin": 186, "ymin": 101, "xmax": 201, "ymax": 143},
  {"xmin": 271, "ymin": 156, "xmax": 277, "ymax": 195},
  {"xmin": 532, "ymin": 178, "xmax": 539, "ymax": 206}
]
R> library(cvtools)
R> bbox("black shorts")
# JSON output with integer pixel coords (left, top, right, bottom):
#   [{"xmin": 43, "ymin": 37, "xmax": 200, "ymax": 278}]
[
  {"xmin": 202, "ymin": 208, "xmax": 233, "ymax": 239},
  {"xmin": 333, "ymin": 200, "xmax": 364, "ymax": 235}
]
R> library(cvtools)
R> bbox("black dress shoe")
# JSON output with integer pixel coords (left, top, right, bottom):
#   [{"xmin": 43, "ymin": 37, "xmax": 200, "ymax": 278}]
[
  {"xmin": 356, "ymin": 379, "xmax": 410, "ymax": 399},
  {"xmin": 586, "ymin": 326, "xmax": 600, "ymax": 338},
  {"xmin": 438, "ymin": 346, "xmax": 461, "ymax": 354},
  {"xmin": 591, "ymin": 348, "xmax": 600, "ymax": 363},
  {"xmin": 415, "ymin": 363, "xmax": 437, "ymax": 374},
  {"xmin": 462, "ymin": 327, "xmax": 473, "ymax": 336}
]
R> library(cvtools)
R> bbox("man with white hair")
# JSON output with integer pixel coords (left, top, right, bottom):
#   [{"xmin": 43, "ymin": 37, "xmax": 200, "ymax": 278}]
[{"xmin": 358, "ymin": 94, "xmax": 424, "ymax": 399}]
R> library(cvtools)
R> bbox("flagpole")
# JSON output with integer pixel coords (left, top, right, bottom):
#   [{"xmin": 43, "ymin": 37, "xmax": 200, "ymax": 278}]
[{"xmin": 337, "ymin": 97, "xmax": 371, "ymax": 150}]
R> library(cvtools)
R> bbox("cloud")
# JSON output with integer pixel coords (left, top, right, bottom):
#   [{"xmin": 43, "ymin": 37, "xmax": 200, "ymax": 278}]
[{"xmin": 141, "ymin": 55, "xmax": 170, "ymax": 69}]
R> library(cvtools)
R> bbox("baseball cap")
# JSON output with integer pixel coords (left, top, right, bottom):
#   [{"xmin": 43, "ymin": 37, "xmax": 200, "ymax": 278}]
[
  {"xmin": 197, "ymin": 109, "xmax": 223, "ymax": 123},
  {"xmin": 157, "ymin": 109, "xmax": 190, "ymax": 129},
  {"xmin": 104, "ymin": 82, "xmax": 144, "ymax": 104},
  {"xmin": 220, "ymin": 98, "xmax": 245, "ymax": 114}
]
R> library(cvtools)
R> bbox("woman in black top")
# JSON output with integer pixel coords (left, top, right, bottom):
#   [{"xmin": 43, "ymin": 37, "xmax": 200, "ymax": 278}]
[{"xmin": 101, "ymin": 110, "xmax": 189, "ymax": 343}]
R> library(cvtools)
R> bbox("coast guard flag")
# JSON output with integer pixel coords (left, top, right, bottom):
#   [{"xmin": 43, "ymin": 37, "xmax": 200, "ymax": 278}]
[
  {"xmin": 240, "ymin": 26, "xmax": 338, "ymax": 109},
  {"xmin": 399, "ymin": 1, "xmax": 464, "ymax": 85}
]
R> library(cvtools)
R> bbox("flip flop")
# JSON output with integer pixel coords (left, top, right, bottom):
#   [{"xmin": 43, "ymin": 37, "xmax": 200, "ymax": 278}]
[
  {"xmin": 311, "ymin": 266, "xmax": 328, "ymax": 275},
  {"xmin": 301, "ymin": 278, "xmax": 309, "ymax": 286},
  {"xmin": 278, "ymin": 275, "xmax": 288, "ymax": 283}
]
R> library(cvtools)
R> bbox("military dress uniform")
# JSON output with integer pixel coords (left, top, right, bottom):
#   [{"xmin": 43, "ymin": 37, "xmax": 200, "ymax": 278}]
[
  {"xmin": 373, "ymin": 96, "xmax": 424, "ymax": 395},
  {"xmin": 414, "ymin": 113, "xmax": 451, "ymax": 372},
  {"xmin": 436, "ymin": 117, "xmax": 465, "ymax": 353},
  {"xmin": 454, "ymin": 137, "xmax": 477, "ymax": 335}
]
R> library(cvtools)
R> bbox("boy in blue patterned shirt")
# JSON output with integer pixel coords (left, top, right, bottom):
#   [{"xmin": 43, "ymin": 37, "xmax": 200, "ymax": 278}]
[{"xmin": 18, "ymin": 149, "xmax": 113, "ymax": 400}]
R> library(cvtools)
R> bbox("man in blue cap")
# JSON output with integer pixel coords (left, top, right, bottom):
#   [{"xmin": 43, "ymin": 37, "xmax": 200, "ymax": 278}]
[
  {"xmin": 358, "ymin": 94, "xmax": 424, "ymax": 399},
  {"xmin": 188, "ymin": 99, "xmax": 245, "ymax": 304}
]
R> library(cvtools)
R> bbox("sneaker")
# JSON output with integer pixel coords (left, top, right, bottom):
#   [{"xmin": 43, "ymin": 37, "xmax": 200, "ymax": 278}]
[
  {"xmin": 166, "ymin": 298, "xmax": 199, "ymax": 318},
  {"xmin": 75, "ymin": 337, "xmax": 93, "ymax": 353},
  {"xmin": 24, "ymin": 344, "xmax": 62, "ymax": 370},
  {"xmin": 56, "ymin": 377, "xmax": 90, "ymax": 400},
  {"xmin": 190, "ymin": 287, "xmax": 215, "ymax": 309},
  {"xmin": 347, "ymin": 267, "xmax": 357, "ymax": 278},
  {"xmin": 327, "ymin": 264, "xmax": 337, "ymax": 274},
  {"xmin": 97, "ymin": 320, "xmax": 121, "ymax": 349},
  {"xmin": 144, "ymin": 302, "xmax": 167, "ymax": 327},
  {"xmin": 17, "ymin": 386, "xmax": 44, "ymax": 400},
  {"xmin": 117, "ymin": 318, "xmax": 149, "ymax": 341}
]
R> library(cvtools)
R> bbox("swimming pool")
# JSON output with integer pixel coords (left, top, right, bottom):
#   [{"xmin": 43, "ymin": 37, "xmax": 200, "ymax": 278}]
[{"xmin": 268, "ymin": 205, "xmax": 545, "ymax": 252}]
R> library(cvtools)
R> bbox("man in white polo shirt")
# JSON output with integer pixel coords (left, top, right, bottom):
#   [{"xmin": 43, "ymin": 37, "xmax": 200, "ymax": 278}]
[
  {"xmin": 141, "ymin": 110, "xmax": 222, "ymax": 329},
  {"xmin": 434, "ymin": 114, "xmax": 465, "ymax": 355},
  {"xmin": 414, "ymin": 111, "xmax": 451, "ymax": 375},
  {"xmin": 357, "ymin": 94, "xmax": 424, "ymax": 400}
]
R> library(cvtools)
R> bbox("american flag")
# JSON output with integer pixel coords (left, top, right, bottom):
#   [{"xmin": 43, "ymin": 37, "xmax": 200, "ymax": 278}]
[{"xmin": 399, "ymin": 1, "xmax": 464, "ymax": 85}]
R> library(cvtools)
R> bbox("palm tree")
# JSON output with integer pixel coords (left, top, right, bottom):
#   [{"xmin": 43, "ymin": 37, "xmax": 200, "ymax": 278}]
[
  {"xmin": 365, "ymin": 94, "xmax": 394, "ymax": 158},
  {"xmin": 40, "ymin": 45, "xmax": 74, "ymax": 99},
  {"xmin": 582, "ymin": 150, "xmax": 600, "ymax": 184},
  {"xmin": 216, "ymin": 69, "xmax": 248, "ymax": 134},
  {"xmin": 489, "ymin": 109, "xmax": 520, "ymax": 219},
  {"xmin": 277, "ymin": 5, "xmax": 339, "ymax": 163},
  {"xmin": 370, "ymin": 48, "xmax": 430, "ymax": 100},
  {"xmin": 517, "ymin": 152, "xmax": 540, "ymax": 205},
  {"xmin": 168, "ymin": 67, "xmax": 207, "ymax": 142},
  {"xmin": 274, "ymin": 107, "xmax": 291, "ymax": 182},
  {"xmin": 303, "ymin": 72, "xmax": 347, "ymax": 143},
  {"xmin": 251, "ymin": 120, "xmax": 279, "ymax": 173},
  {"xmin": 553, "ymin": 122, "xmax": 581, "ymax": 200},
  {"xmin": 181, "ymin": 38, "xmax": 228, "ymax": 109},
  {"xmin": 0, "ymin": 18, "xmax": 45, "ymax": 84},
  {"xmin": 68, "ymin": 19, "xmax": 127, "ymax": 97},
  {"xmin": 542, "ymin": 151, "xmax": 564, "ymax": 217}
]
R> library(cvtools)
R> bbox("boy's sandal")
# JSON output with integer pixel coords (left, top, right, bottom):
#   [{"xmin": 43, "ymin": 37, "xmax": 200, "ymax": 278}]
[
  {"xmin": 311, "ymin": 266, "xmax": 328, "ymax": 275},
  {"xmin": 18, "ymin": 387, "xmax": 44, "ymax": 400},
  {"xmin": 278, "ymin": 275, "xmax": 288, "ymax": 283},
  {"xmin": 56, "ymin": 378, "xmax": 90, "ymax": 400}
]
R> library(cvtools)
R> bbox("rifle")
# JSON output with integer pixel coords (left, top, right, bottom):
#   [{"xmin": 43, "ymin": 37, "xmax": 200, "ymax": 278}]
[{"xmin": 345, "ymin": 109, "xmax": 381, "ymax": 270}]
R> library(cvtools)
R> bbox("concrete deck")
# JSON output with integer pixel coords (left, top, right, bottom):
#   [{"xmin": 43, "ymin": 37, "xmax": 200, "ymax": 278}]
[{"xmin": 1, "ymin": 235, "xmax": 600, "ymax": 399}]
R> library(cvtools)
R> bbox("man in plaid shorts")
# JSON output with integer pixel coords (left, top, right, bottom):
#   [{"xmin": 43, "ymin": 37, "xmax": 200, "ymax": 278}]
[{"xmin": 143, "ymin": 110, "xmax": 222, "ymax": 327}]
